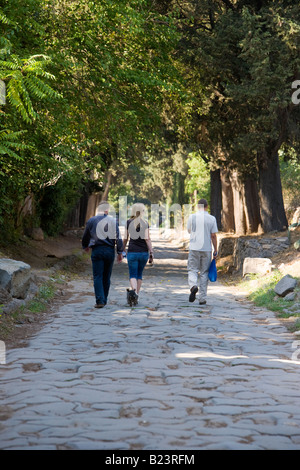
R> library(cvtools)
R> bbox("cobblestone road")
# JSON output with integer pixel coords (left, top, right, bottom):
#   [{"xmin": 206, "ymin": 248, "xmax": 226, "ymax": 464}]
[{"xmin": 1, "ymin": 234, "xmax": 300, "ymax": 450}]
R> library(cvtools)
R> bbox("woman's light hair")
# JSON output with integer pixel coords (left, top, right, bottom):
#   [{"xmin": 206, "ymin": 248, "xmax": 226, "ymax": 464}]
[{"xmin": 130, "ymin": 203, "xmax": 145, "ymax": 218}]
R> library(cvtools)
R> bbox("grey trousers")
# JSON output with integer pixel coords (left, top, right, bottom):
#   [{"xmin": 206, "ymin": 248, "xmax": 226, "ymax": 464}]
[{"xmin": 187, "ymin": 250, "xmax": 211, "ymax": 302}]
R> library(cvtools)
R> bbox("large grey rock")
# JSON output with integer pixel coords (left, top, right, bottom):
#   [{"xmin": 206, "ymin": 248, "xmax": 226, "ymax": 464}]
[
  {"xmin": 0, "ymin": 259, "xmax": 32, "ymax": 299},
  {"xmin": 243, "ymin": 257, "xmax": 272, "ymax": 277},
  {"xmin": 274, "ymin": 275, "xmax": 297, "ymax": 297}
]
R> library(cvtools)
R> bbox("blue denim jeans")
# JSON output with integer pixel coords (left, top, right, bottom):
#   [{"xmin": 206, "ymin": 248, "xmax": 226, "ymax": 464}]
[
  {"xmin": 127, "ymin": 252, "xmax": 149, "ymax": 280},
  {"xmin": 91, "ymin": 245, "xmax": 115, "ymax": 305}
]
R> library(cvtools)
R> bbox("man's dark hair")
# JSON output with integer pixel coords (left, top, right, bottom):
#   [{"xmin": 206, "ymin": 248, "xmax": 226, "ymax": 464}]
[{"xmin": 198, "ymin": 198, "xmax": 208, "ymax": 207}]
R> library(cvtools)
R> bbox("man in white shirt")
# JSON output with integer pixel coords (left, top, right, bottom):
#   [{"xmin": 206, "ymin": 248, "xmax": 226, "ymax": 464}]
[{"xmin": 187, "ymin": 198, "xmax": 218, "ymax": 305}]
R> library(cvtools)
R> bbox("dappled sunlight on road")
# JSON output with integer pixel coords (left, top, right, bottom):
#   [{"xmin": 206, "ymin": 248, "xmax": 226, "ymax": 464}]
[
  {"xmin": 1, "ymin": 235, "xmax": 300, "ymax": 450},
  {"xmin": 176, "ymin": 351, "xmax": 248, "ymax": 360}
]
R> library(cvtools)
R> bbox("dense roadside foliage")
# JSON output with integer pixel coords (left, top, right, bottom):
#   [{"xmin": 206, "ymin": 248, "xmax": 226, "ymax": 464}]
[
  {"xmin": 0, "ymin": 0, "xmax": 183, "ymax": 239},
  {"xmin": 0, "ymin": 0, "xmax": 299, "ymax": 240}
]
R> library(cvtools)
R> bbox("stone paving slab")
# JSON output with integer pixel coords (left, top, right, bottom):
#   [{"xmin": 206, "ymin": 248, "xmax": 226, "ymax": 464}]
[{"xmin": 1, "ymin": 237, "xmax": 300, "ymax": 450}]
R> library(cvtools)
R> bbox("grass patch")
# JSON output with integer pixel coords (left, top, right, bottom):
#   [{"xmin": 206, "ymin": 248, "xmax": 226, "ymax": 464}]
[
  {"xmin": 26, "ymin": 282, "xmax": 56, "ymax": 314},
  {"xmin": 288, "ymin": 319, "xmax": 300, "ymax": 333},
  {"xmin": 239, "ymin": 270, "xmax": 300, "ymax": 315}
]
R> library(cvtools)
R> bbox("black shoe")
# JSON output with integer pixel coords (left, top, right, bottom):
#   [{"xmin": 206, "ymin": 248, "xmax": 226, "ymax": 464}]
[
  {"xmin": 127, "ymin": 289, "xmax": 138, "ymax": 307},
  {"xmin": 199, "ymin": 301, "xmax": 207, "ymax": 305},
  {"xmin": 94, "ymin": 303, "xmax": 105, "ymax": 308},
  {"xmin": 189, "ymin": 286, "xmax": 198, "ymax": 302}
]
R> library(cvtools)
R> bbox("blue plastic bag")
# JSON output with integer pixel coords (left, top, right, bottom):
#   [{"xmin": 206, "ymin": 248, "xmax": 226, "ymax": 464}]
[{"xmin": 208, "ymin": 259, "xmax": 217, "ymax": 282}]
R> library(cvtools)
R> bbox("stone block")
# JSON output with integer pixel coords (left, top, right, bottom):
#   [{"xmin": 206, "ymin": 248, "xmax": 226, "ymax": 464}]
[
  {"xmin": 291, "ymin": 207, "xmax": 300, "ymax": 225},
  {"xmin": 31, "ymin": 227, "xmax": 44, "ymax": 241},
  {"xmin": 276, "ymin": 237, "xmax": 289, "ymax": 245},
  {"xmin": 218, "ymin": 237, "xmax": 235, "ymax": 258},
  {"xmin": 233, "ymin": 235, "xmax": 292, "ymax": 272},
  {"xmin": 274, "ymin": 275, "xmax": 297, "ymax": 297},
  {"xmin": 242, "ymin": 257, "xmax": 272, "ymax": 277},
  {"xmin": 0, "ymin": 258, "xmax": 32, "ymax": 299},
  {"xmin": 285, "ymin": 292, "xmax": 296, "ymax": 301}
]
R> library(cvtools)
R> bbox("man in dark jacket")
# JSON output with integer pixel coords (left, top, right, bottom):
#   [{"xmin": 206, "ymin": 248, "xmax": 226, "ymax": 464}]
[{"xmin": 82, "ymin": 201, "xmax": 123, "ymax": 308}]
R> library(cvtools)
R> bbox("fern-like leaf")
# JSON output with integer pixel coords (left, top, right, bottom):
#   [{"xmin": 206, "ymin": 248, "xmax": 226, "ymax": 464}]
[
  {"xmin": 0, "ymin": 129, "xmax": 29, "ymax": 160},
  {"xmin": 0, "ymin": 52, "xmax": 61, "ymax": 122}
]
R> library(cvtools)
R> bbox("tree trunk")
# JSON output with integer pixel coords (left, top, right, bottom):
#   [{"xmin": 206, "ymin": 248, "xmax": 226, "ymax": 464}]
[
  {"xmin": 210, "ymin": 169, "xmax": 222, "ymax": 230},
  {"xmin": 193, "ymin": 189, "xmax": 198, "ymax": 211},
  {"xmin": 65, "ymin": 184, "xmax": 89, "ymax": 228},
  {"xmin": 85, "ymin": 193, "xmax": 102, "ymax": 222},
  {"xmin": 220, "ymin": 169, "xmax": 235, "ymax": 232},
  {"xmin": 257, "ymin": 150, "xmax": 288, "ymax": 232},
  {"xmin": 242, "ymin": 178, "xmax": 262, "ymax": 233},
  {"xmin": 101, "ymin": 170, "xmax": 112, "ymax": 202},
  {"xmin": 173, "ymin": 172, "xmax": 186, "ymax": 206},
  {"xmin": 230, "ymin": 170, "xmax": 247, "ymax": 236}
]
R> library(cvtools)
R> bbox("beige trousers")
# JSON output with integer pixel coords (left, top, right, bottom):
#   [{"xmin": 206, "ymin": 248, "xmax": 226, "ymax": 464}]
[{"xmin": 187, "ymin": 250, "xmax": 211, "ymax": 302}]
